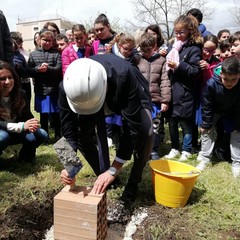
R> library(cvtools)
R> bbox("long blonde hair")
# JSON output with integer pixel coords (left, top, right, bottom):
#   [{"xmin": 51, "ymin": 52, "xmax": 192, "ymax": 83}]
[{"xmin": 174, "ymin": 15, "xmax": 203, "ymax": 46}]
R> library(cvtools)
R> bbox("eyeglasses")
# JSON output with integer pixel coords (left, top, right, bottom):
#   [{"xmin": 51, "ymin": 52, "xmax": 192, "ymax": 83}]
[
  {"xmin": 174, "ymin": 31, "xmax": 187, "ymax": 36},
  {"xmin": 203, "ymin": 48, "xmax": 216, "ymax": 54},
  {"xmin": 95, "ymin": 27, "xmax": 105, "ymax": 33}
]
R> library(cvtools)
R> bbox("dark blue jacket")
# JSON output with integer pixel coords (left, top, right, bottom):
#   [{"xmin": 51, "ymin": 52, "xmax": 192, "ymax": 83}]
[
  {"xmin": 168, "ymin": 42, "xmax": 202, "ymax": 118},
  {"xmin": 201, "ymin": 70, "xmax": 240, "ymax": 130},
  {"xmin": 198, "ymin": 23, "xmax": 212, "ymax": 37}
]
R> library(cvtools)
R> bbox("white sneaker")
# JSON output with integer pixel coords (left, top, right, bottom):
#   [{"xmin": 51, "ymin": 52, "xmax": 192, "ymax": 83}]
[
  {"xmin": 196, "ymin": 152, "xmax": 210, "ymax": 171},
  {"xmin": 107, "ymin": 137, "xmax": 113, "ymax": 148},
  {"xmin": 232, "ymin": 161, "xmax": 240, "ymax": 178},
  {"xmin": 196, "ymin": 160, "xmax": 210, "ymax": 171},
  {"xmin": 179, "ymin": 151, "xmax": 191, "ymax": 161},
  {"xmin": 164, "ymin": 149, "xmax": 180, "ymax": 159}
]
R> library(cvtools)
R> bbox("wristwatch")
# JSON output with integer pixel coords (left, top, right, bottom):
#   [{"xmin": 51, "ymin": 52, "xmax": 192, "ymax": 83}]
[{"xmin": 108, "ymin": 166, "xmax": 118, "ymax": 176}]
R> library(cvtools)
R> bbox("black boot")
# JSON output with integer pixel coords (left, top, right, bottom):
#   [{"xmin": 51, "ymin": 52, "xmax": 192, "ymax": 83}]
[{"xmin": 120, "ymin": 181, "xmax": 139, "ymax": 203}]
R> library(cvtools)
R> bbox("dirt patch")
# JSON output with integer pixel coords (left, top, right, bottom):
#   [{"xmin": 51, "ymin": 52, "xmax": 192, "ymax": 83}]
[
  {"xmin": 0, "ymin": 191, "xmax": 56, "ymax": 240},
  {"xmin": 0, "ymin": 190, "xmax": 240, "ymax": 240}
]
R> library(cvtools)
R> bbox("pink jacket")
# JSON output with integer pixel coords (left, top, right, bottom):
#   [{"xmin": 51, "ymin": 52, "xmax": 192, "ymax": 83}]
[{"xmin": 61, "ymin": 42, "xmax": 92, "ymax": 75}]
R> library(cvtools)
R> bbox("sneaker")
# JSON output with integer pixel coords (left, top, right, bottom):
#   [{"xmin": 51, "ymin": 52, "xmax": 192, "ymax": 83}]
[
  {"xmin": 196, "ymin": 159, "xmax": 210, "ymax": 171},
  {"xmin": 164, "ymin": 149, "xmax": 180, "ymax": 159},
  {"xmin": 179, "ymin": 151, "xmax": 191, "ymax": 161},
  {"xmin": 107, "ymin": 137, "xmax": 113, "ymax": 148},
  {"xmin": 232, "ymin": 161, "xmax": 240, "ymax": 178},
  {"xmin": 150, "ymin": 152, "xmax": 160, "ymax": 160}
]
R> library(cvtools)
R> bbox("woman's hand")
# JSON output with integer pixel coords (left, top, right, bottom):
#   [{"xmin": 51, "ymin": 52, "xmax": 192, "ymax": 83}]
[{"xmin": 24, "ymin": 118, "xmax": 40, "ymax": 132}]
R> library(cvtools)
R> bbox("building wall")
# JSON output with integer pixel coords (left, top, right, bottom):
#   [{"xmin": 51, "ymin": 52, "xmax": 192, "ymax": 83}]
[{"xmin": 16, "ymin": 17, "xmax": 75, "ymax": 52}]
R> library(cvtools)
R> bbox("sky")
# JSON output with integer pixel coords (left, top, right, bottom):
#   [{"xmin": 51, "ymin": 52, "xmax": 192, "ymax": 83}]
[{"xmin": 1, "ymin": 0, "xmax": 239, "ymax": 35}]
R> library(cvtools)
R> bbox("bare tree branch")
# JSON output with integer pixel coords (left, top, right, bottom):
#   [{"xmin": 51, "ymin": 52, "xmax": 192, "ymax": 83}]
[{"xmin": 130, "ymin": 0, "xmax": 213, "ymax": 39}]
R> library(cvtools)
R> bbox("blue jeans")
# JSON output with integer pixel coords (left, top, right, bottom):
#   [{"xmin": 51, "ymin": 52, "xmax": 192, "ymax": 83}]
[
  {"xmin": 168, "ymin": 117, "xmax": 193, "ymax": 153},
  {"xmin": 0, "ymin": 128, "xmax": 48, "ymax": 160}
]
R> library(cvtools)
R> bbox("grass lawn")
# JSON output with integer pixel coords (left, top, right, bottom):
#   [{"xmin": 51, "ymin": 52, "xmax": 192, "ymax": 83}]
[{"xmin": 0, "ymin": 103, "xmax": 240, "ymax": 239}]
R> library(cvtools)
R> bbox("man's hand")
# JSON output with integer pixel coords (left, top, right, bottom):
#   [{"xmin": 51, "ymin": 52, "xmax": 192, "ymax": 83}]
[
  {"xmin": 91, "ymin": 171, "xmax": 115, "ymax": 194},
  {"xmin": 60, "ymin": 169, "xmax": 76, "ymax": 185}
]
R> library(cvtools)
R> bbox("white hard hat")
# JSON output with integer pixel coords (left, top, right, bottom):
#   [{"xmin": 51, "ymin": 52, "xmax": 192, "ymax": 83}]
[{"xmin": 63, "ymin": 58, "xmax": 107, "ymax": 114}]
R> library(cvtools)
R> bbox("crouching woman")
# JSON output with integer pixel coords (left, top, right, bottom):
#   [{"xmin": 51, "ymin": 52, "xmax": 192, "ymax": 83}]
[{"xmin": 0, "ymin": 61, "xmax": 48, "ymax": 162}]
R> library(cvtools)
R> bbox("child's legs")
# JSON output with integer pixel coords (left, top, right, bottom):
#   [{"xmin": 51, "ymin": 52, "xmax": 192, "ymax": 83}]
[
  {"xmin": 0, "ymin": 130, "xmax": 10, "ymax": 154},
  {"xmin": 168, "ymin": 117, "xmax": 179, "ymax": 150},
  {"xmin": 230, "ymin": 131, "xmax": 240, "ymax": 163},
  {"xmin": 158, "ymin": 114, "xmax": 165, "ymax": 143},
  {"xmin": 51, "ymin": 112, "xmax": 61, "ymax": 139},
  {"xmin": 200, "ymin": 128, "xmax": 215, "ymax": 159},
  {"xmin": 199, "ymin": 114, "xmax": 220, "ymax": 159},
  {"xmin": 40, "ymin": 113, "xmax": 49, "ymax": 133},
  {"xmin": 152, "ymin": 115, "xmax": 161, "ymax": 153},
  {"xmin": 180, "ymin": 118, "xmax": 193, "ymax": 153}
]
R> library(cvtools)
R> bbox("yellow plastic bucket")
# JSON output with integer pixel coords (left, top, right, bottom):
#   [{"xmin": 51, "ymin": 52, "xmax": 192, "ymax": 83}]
[{"xmin": 149, "ymin": 159, "xmax": 200, "ymax": 208}]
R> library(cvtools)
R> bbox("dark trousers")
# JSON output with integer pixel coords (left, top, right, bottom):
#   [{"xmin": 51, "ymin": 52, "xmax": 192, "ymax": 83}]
[{"xmin": 40, "ymin": 112, "xmax": 61, "ymax": 139}]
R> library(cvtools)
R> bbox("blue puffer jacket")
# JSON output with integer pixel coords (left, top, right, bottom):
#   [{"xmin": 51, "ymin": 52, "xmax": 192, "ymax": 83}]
[{"xmin": 201, "ymin": 69, "xmax": 240, "ymax": 130}]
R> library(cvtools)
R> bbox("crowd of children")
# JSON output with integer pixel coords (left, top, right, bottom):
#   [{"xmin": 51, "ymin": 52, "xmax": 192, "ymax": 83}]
[{"xmin": 1, "ymin": 9, "xmax": 240, "ymax": 196}]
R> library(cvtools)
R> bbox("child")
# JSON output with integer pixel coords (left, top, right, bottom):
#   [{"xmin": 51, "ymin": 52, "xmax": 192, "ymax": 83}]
[
  {"xmin": 104, "ymin": 32, "xmax": 138, "ymax": 149},
  {"xmin": 10, "ymin": 31, "xmax": 31, "ymax": 102},
  {"xmin": 61, "ymin": 24, "xmax": 92, "ymax": 75},
  {"xmin": 92, "ymin": 13, "xmax": 117, "ymax": 147},
  {"xmin": 56, "ymin": 33, "xmax": 69, "ymax": 53},
  {"xmin": 196, "ymin": 57, "xmax": 240, "ymax": 178},
  {"xmin": 138, "ymin": 33, "xmax": 171, "ymax": 160},
  {"xmin": 28, "ymin": 29, "xmax": 62, "ymax": 142},
  {"xmin": 87, "ymin": 28, "xmax": 96, "ymax": 46},
  {"xmin": 193, "ymin": 34, "xmax": 220, "ymax": 152},
  {"xmin": 219, "ymin": 39, "xmax": 231, "ymax": 61},
  {"xmin": 0, "ymin": 60, "xmax": 48, "ymax": 161},
  {"xmin": 92, "ymin": 13, "xmax": 116, "ymax": 55},
  {"xmin": 186, "ymin": 8, "xmax": 211, "ymax": 37},
  {"xmin": 229, "ymin": 31, "xmax": 240, "ymax": 59},
  {"xmin": 164, "ymin": 15, "xmax": 202, "ymax": 161},
  {"xmin": 108, "ymin": 32, "xmax": 139, "ymax": 64},
  {"xmin": 217, "ymin": 29, "xmax": 230, "ymax": 43},
  {"xmin": 144, "ymin": 25, "xmax": 165, "ymax": 52}
]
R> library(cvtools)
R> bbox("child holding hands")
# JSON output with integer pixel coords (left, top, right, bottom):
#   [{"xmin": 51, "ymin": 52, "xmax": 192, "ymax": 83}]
[{"xmin": 28, "ymin": 29, "xmax": 62, "ymax": 141}]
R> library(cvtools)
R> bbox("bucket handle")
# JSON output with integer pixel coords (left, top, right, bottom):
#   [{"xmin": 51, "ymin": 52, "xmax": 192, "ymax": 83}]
[{"xmin": 162, "ymin": 170, "xmax": 201, "ymax": 176}]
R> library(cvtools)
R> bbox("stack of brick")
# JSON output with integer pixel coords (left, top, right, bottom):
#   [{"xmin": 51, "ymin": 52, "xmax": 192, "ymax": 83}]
[{"xmin": 54, "ymin": 185, "xmax": 107, "ymax": 240}]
